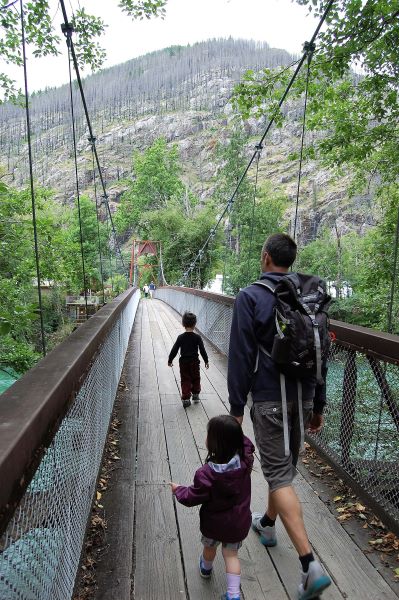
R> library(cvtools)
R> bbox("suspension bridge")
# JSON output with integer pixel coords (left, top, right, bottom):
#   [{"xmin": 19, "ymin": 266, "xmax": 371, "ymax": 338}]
[{"xmin": 1, "ymin": 0, "xmax": 399, "ymax": 599}]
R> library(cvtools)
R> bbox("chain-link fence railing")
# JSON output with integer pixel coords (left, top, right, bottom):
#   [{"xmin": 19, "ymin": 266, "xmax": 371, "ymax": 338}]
[
  {"xmin": 155, "ymin": 287, "xmax": 399, "ymax": 534},
  {"xmin": 308, "ymin": 342, "xmax": 399, "ymax": 534},
  {"xmin": 0, "ymin": 288, "xmax": 140, "ymax": 600}
]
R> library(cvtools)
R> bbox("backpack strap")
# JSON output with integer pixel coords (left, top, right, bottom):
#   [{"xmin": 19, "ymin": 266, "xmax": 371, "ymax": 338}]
[
  {"xmin": 297, "ymin": 380, "xmax": 304, "ymax": 453},
  {"xmin": 252, "ymin": 278, "xmax": 277, "ymax": 294},
  {"xmin": 280, "ymin": 373, "xmax": 290, "ymax": 457}
]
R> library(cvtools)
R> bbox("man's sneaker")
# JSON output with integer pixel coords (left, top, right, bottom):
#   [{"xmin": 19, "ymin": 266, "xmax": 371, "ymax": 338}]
[
  {"xmin": 251, "ymin": 512, "xmax": 277, "ymax": 547},
  {"xmin": 298, "ymin": 560, "xmax": 331, "ymax": 600},
  {"xmin": 192, "ymin": 393, "xmax": 200, "ymax": 403},
  {"xmin": 182, "ymin": 399, "xmax": 191, "ymax": 408},
  {"xmin": 199, "ymin": 556, "xmax": 212, "ymax": 579},
  {"xmin": 220, "ymin": 594, "xmax": 240, "ymax": 600}
]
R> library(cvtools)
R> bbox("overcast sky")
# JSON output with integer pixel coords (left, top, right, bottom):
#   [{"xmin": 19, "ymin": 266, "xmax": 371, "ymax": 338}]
[{"xmin": 6, "ymin": 0, "xmax": 317, "ymax": 92}]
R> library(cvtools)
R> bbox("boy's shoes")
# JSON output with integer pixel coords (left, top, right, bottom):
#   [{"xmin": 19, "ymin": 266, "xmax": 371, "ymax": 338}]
[
  {"xmin": 251, "ymin": 512, "xmax": 277, "ymax": 547},
  {"xmin": 221, "ymin": 594, "xmax": 240, "ymax": 600},
  {"xmin": 182, "ymin": 399, "xmax": 191, "ymax": 408},
  {"xmin": 192, "ymin": 393, "xmax": 200, "ymax": 403},
  {"xmin": 298, "ymin": 560, "xmax": 331, "ymax": 600},
  {"xmin": 199, "ymin": 556, "xmax": 212, "ymax": 579}
]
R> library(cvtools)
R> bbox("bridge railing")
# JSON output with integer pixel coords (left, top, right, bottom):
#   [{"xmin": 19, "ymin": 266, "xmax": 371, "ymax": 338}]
[
  {"xmin": 0, "ymin": 287, "xmax": 140, "ymax": 600},
  {"xmin": 155, "ymin": 286, "xmax": 399, "ymax": 535}
]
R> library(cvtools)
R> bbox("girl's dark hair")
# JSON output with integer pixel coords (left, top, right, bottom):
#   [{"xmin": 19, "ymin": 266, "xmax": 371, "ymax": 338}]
[
  {"xmin": 182, "ymin": 312, "xmax": 197, "ymax": 328},
  {"xmin": 206, "ymin": 415, "xmax": 244, "ymax": 464}
]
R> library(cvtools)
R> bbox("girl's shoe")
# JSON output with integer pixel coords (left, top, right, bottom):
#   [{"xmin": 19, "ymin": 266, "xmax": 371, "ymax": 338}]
[
  {"xmin": 182, "ymin": 399, "xmax": 191, "ymax": 408},
  {"xmin": 192, "ymin": 393, "xmax": 200, "ymax": 403},
  {"xmin": 199, "ymin": 556, "xmax": 212, "ymax": 579},
  {"xmin": 221, "ymin": 594, "xmax": 240, "ymax": 600}
]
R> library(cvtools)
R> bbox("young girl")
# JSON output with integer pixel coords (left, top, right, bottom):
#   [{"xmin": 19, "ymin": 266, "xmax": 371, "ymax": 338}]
[{"xmin": 171, "ymin": 415, "xmax": 255, "ymax": 600}]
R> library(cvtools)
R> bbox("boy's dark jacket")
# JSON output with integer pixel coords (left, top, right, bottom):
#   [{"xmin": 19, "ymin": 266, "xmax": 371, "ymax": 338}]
[
  {"xmin": 174, "ymin": 436, "xmax": 254, "ymax": 543},
  {"xmin": 228, "ymin": 272, "xmax": 327, "ymax": 418}
]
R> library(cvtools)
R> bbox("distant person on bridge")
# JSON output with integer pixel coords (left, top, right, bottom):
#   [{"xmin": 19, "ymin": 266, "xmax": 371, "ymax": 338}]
[
  {"xmin": 168, "ymin": 311, "xmax": 209, "ymax": 408},
  {"xmin": 149, "ymin": 281, "xmax": 156, "ymax": 298},
  {"xmin": 171, "ymin": 414, "xmax": 255, "ymax": 600},
  {"xmin": 227, "ymin": 233, "xmax": 332, "ymax": 600},
  {"xmin": 142, "ymin": 283, "xmax": 149, "ymax": 298}
]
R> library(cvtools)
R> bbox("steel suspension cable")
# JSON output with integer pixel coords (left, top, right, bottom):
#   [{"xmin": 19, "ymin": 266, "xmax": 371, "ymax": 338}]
[
  {"xmin": 66, "ymin": 38, "xmax": 89, "ymax": 319},
  {"xmin": 19, "ymin": 0, "xmax": 46, "ymax": 356},
  {"xmin": 89, "ymin": 136, "xmax": 105, "ymax": 304},
  {"xmin": 246, "ymin": 144, "xmax": 262, "ymax": 285},
  {"xmin": 293, "ymin": 42, "xmax": 315, "ymax": 241},
  {"xmin": 179, "ymin": 0, "xmax": 335, "ymax": 285},
  {"xmin": 105, "ymin": 209, "xmax": 114, "ymax": 293},
  {"xmin": 387, "ymin": 199, "xmax": 399, "ymax": 333},
  {"xmin": 59, "ymin": 4, "xmax": 127, "ymax": 275}
]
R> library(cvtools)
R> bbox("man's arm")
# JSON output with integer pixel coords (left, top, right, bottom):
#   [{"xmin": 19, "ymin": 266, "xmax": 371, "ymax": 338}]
[{"xmin": 228, "ymin": 291, "xmax": 258, "ymax": 419}]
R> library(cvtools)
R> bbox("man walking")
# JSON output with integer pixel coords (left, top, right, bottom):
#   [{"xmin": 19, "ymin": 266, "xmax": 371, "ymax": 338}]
[
  {"xmin": 227, "ymin": 233, "xmax": 331, "ymax": 600},
  {"xmin": 149, "ymin": 281, "xmax": 156, "ymax": 299}
]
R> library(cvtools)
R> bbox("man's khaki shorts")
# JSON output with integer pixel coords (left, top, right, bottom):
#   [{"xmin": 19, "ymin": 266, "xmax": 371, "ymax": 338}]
[{"xmin": 250, "ymin": 399, "xmax": 313, "ymax": 492}]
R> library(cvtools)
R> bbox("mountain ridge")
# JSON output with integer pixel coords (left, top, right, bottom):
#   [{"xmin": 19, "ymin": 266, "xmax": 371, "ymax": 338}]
[{"xmin": 0, "ymin": 38, "xmax": 373, "ymax": 243}]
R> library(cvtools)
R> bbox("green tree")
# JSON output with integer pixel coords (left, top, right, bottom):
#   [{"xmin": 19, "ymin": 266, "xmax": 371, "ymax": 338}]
[
  {"xmin": 233, "ymin": 0, "xmax": 399, "ymax": 190},
  {"xmin": 222, "ymin": 183, "xmax": 288, "ymax": 294},
  {"xmin": 61, "ymin": 195, "xmax": 109, "ymax": 293},
  {"xmin": 139, "ymin": 200, "xmax": 220, "ymax": 287},
  {"xmin": 116, "ymin": 138, "xmax": 188, "ymax": 233}
]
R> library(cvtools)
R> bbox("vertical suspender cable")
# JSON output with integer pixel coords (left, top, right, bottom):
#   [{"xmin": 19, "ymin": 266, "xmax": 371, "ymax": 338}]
[
  {"xmin": 105, "ymin": 210, "xmax": 114, "ymax": 293},
  {"xmin": 221, "ymin": 204, "xmax": 233, "ymax": 294},
  {"xmin": 89, "ymin": 136, "xmax": 105, "ymax": 304},
  {"xmin": 246, "ymin": 144, "xmax": 262, "ymax": 285},
  {"xmin": 179, "ymin": 0, "xmax": 335, "ymax": 284},
  {"xmin": 19, "ymin": 0, "xmax": 46, "ymax": 356},
  {"xmin": 293, "ymin": 42, "xmax": 314, "ymax": 241},
  {"xmin": 66, "ymin": 32, "xmax": 89, "ymax": 319},
  {"xmin": 59, "ymin": 2, "xmax": 127, "ymax": 275},
  {"xmin": 387, "ymin": 198, "xmax": 399, "ymax": 333}
]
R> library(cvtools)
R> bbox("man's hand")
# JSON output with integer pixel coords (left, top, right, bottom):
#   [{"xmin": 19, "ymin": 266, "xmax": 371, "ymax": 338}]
[
  {"xmin": 168, "ymin": 362, "xmax": 173, "ymax": 367},
  {"xmin": 170, "ymin": 482, "xmax": 180, "ymax": 493},
  {"xmin": 234, "ymin": 415, "xmax": 243, "ymax": 426},
  {"xmin": 205, "ymin": 363, "xmax": 209, "ymax": 369},
  {"xmin": 307, "ymin": 413, "xmax": 324, "ymax": 433}
]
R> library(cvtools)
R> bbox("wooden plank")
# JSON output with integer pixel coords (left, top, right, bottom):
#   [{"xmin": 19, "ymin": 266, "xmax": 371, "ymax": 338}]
[
  {"xmin": 94, "ymin": 303, "xmax": 142, "ymax": 600},
  {"xmin": 133, "ymin": 302, "xmax": 187, "ymax": 599},
  {"xmin": 133, "ymin": 483, "xmax": 187, "ymax": 600}
]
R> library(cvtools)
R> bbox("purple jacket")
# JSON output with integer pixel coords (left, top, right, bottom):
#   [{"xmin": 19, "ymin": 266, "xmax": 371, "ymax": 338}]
[{"xmin": 174, "ymin": 436, "xmax": 255, "ymax": 543}]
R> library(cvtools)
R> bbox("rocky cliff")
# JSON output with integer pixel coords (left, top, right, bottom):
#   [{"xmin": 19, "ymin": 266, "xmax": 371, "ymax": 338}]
[{"xmin": 0, "ymin": 39, "xmax": 374, "ymax": 243}]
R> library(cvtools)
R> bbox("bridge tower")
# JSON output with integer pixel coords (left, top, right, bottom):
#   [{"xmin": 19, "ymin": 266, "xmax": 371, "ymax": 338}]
[{"xmin": 129, "ymin": 239, "xmax": 162, "ymax": 287}]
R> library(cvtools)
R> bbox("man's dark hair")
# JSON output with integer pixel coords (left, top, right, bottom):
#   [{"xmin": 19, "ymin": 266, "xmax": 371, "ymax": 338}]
[
  {"xmin": 263, "ymin": 233, "xmax": 297, "ymax": 268},
  {"xmin": 206, "ymin": 415, "xmax": 244, "ymax": 464},
  {"xmin": 182, "ymin": 311, "xmax": 197, "ymax": 328}
]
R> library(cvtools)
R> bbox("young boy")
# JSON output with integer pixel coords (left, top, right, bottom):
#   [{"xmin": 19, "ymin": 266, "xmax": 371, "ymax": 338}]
[{"xmin": 168, "ymin": 312, "xmax": 209, "ymax": 408}]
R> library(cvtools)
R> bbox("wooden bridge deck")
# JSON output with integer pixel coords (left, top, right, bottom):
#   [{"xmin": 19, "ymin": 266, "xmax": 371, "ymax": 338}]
[{"xmin": 95, "ymin": 299, "xmax": 398, "ymax": 600}]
